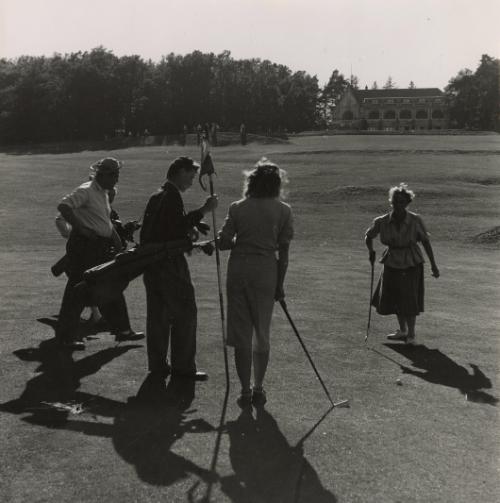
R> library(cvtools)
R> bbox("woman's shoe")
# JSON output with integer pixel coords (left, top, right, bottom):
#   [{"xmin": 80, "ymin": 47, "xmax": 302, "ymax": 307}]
[
  {"xmin": 387, "ymin": 329, "xmax": 407, "ymax": 341},
  {"xmin": 237, "ymin": 390, "xmax": 253, "ymax": 409},
  {"xmin": 405, "ymin": 335, "xmax": 417, "ymax": 346},
  {"xmin": 252, "ymin": 387, "xmax": 267, "ymax": 406}
]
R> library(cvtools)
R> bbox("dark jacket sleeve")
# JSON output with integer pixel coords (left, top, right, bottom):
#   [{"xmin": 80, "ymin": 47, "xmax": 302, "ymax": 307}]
[{"xmin": 141, "ymin": 185, "xmax": 204, "ymax": 243}]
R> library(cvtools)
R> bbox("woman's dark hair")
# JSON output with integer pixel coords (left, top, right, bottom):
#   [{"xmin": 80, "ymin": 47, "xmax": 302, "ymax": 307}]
[{"xmin": 244, "ymin": 158, "xmax": 287, "ymax": 198}]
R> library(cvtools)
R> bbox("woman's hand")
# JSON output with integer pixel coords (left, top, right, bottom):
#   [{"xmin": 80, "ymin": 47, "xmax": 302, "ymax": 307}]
[
  {"xmin": 275, "ymin": 284, "xmax": 285, "ymax": 301},
  {"xmin": 369, "ymin": 250, "xmax": 376, "ymax": 264},
  {"xmin": 431, "ymin": 264, "xmax": 440, "ymax": 278}
]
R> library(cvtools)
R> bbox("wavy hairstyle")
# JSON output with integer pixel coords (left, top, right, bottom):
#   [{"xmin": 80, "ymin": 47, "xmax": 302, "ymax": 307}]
[
  {"xmin": 388, "ymin": 182, "xmax": 415, "ymax": 204},
  {"xmin": 243, "ymin": 157, "xmax": 288, "ymax": 199}
]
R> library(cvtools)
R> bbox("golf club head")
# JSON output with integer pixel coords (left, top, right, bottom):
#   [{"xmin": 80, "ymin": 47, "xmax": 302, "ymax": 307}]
[{"xmin": 333, "ymin": 399, "xmax": 350, "ymax": 408}]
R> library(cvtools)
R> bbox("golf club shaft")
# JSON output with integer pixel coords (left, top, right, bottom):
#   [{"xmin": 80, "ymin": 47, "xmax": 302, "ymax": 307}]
[
  {"xmin": 365, "ymin": 261, "xmax": 375, "ymax": 343},
  {"xmin": 279, "ymin": 299, "xmax": 334, "ymax": 406}
]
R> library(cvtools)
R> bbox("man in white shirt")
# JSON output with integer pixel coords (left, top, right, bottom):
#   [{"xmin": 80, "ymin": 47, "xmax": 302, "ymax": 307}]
[{"xmin": 56, "ymin": 157, "xmax": 143, "ymax": 350}]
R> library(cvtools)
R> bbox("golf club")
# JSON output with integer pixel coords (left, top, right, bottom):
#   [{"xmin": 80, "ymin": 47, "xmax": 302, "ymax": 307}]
[
  {"xmin": 279, "ymin": 299, "xmax": 349, "ymax": 408},
  {"xmin": 365, "ymin": 258, "xmax": 375, "ymax": 344}
]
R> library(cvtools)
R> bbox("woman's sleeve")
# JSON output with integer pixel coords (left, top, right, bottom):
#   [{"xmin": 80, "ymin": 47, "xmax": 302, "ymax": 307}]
[
  {"xmin": 365, "ymin": 218, "xmax": 380, "ymax": 239},
  {"xmin": 218, "ymin": 204, "xmax": 237, "ymax": 249},
  {"xmin": 415, "ymin": 215, "xmax": 430, "ymax": 242},
  {"xmin": 278, "ymin": 206, "xmax": 294, "ymax": 246}
]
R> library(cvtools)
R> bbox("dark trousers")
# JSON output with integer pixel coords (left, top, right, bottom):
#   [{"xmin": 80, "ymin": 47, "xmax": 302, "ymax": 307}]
[
  {"xmin": 56, "ymin": 233, "xmax": 131, "ymax": 342},
  {"xmin": 143, "ymin": 255, "xmax": 197, "ymax": 374}
]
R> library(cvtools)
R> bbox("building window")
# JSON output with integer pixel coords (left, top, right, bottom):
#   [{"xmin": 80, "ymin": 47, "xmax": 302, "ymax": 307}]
[
  {"xmin": 342, "ymin": 110, "xmax": 354, "ymax": 120},
  {"xmin": 403, "ymin": 99, "xmax": 410, "ymax": 103},
  {"xmin": 387, "ymin": 99, "xmax": 394, "ymax": 104},
  {"xmin": 384, "ymin": 110, "xmax": 396, "ymax": 119},
  {"xmin": 372, "ymin": 99, "xmax": 378, "ymax": 104},
  {"xmin": 418, "ymin": 98, "xmax": 425, "ymax": 103},
  {"xmin": 368, "ymin": 110, "xmax": 380, "ymax": 119},
  {"xmin": 399, "ymin": 109, "xmax": 412, "ymax": 119},
  {"xmin": 416, "ymin": 110, "xmax": 428, "ymax": 119},
  {"xmin": 432, "ymin": 109, "xmax": 444, "ymax": 119}
]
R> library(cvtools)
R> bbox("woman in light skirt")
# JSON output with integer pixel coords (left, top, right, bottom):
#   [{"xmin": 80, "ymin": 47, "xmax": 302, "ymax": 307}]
[{"xmin": 218, "ymin": 158, "xmax": 293, "ymax": 407}]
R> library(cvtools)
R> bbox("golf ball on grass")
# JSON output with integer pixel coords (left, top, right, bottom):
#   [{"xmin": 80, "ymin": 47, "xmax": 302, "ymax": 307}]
[{"xmin": 396, "ymin": 378, "xmax": 402, "ymax": 386}]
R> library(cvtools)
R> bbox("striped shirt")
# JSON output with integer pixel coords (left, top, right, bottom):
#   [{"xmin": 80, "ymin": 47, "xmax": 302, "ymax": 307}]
[{"xmin": 365, "ymin": 210, "xmax": 429, "ymax": 269}]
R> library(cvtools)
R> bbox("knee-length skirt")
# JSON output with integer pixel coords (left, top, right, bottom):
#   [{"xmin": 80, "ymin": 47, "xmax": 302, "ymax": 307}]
[{"xmin": 372, "ymin": 263, "xmax": 424, "ymax": 316}]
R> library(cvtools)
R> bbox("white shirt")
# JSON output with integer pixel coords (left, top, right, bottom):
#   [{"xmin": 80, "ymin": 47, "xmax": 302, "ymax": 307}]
[
  {"xmin": 59, "ymin": 180, "xmax": 114, "ymax": 238},
  {"xmin": 55, "ymin": 213, "xmax": 71, "ymax": 238}
]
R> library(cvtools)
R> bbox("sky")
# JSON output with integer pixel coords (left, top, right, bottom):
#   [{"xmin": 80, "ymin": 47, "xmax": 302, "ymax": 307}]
[{"xmin": 0, "ymin": 0, "xmax": 498, "ymax": 89}]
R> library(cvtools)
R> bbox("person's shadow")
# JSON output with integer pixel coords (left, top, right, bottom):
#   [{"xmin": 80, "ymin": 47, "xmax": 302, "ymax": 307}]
[
  {"xmin": 5, "ymin": 369, "xmax": 216, "ymax": 489},
  {"xmin": 220, "ymin": 406, "xmax": 337, "ymax": 503},
  {"xmin": 385, "ymin": 343, "xmax": 498, "ymax": 405},
  {"xmin": 1, "ymin": 315, "xmax": 217, "ymax": 491},
  {"xmin": 0, "ymin": 335, "xmax": 142, "ymax": 423}
]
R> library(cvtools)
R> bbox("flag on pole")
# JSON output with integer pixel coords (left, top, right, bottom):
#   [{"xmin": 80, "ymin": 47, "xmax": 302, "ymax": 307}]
[{"xmin": 199, "ymin": 137, "xmax": 215, "ymax": 191}]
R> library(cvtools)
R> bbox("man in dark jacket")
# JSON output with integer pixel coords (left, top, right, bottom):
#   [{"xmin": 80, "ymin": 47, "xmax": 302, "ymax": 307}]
[{"xmin": 141, "ymin": 157, "xmax": 217, "ymax": 380}]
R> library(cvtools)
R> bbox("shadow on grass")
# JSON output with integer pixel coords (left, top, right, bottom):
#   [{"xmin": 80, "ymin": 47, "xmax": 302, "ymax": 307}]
[
  {"xmin": 219, "ymin": 406, "xmax": 337, "ymax": 503},
  {"xmin": 384, "ymin": 343, "xmax": 498, "ymax": 405},
  {"xmin": 0, "ymin": 337, "xmax": 142, "ymax": 422},
  {"xmin": 1, "ymin": 347, "xmax": 217, "ymax": 491},
  {"xmin": 1, "ymin": 325, "xmax": 335, "ymax": 500}
]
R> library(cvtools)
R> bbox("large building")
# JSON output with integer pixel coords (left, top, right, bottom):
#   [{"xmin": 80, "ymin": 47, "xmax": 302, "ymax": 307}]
[{"xmin": 334, "ymin": 87, "xmax": 448, "ymax": 131}]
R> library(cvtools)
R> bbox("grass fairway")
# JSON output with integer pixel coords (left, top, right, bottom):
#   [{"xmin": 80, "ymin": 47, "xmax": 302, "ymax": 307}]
[{"xmin": 0, "ymin": 134, "xmax": 499, "ymax": 502}]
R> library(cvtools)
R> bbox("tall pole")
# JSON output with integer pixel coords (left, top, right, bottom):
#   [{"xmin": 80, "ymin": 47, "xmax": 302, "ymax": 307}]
[{"xmin": 200, "ymin": 137, "xmax": 230, "ymax": 387}]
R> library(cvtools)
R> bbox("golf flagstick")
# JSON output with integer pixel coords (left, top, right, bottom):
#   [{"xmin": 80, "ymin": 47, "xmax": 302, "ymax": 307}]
[
  {"xmin": 199, "ymin": 137, "xmax": 230, "ymax": 388},
  {"xmin": 279, "ymin": 299, "xmax": 349, "ymax": 408},
  {"xmin": 365, "ymin": 259, "xmax": 375, "ymax": 344}
]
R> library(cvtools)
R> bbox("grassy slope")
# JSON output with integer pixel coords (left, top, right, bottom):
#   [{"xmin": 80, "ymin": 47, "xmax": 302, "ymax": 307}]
[{"xmin": 0, "ymin": 135, "xmax": 499, "ymax": 502}]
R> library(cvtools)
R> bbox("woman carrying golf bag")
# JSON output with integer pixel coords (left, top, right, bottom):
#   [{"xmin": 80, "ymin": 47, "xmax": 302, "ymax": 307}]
[
  {"xmin": 218, "ymin": 158, "xmax": 293, "ymax": 407},
  {"xmin": 365, "ymin": 183, "xmax": 440, "ymax": 345}
]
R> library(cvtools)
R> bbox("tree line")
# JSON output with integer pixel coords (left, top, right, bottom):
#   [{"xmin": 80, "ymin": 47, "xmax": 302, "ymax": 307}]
[
  {"xmin": 0, "ymin": 48, "xmax": 497, "ymax": 144},
  {"xmin": 0, "ymin": 48, "xmax": 319, "ymax": 144}
]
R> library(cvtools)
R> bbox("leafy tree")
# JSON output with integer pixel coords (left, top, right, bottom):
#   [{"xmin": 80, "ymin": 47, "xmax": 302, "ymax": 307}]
[
  {"xmin": 383, "ymin": 76, "xmax": 396, "ymax": 89},
  {"xmin": 318, "ymin": 69, "xmax": 349, "ymax": 126},
  {"xmin": 0, "ymin": 47, "xmax": 327, "ymax": 143},
  {"xmin": 371, "ymin": 81, "xmax": 378, "ymax": 90},
  {"xmin": 446, "ymin": 54, "xmax": 499, "ymax": 130}
]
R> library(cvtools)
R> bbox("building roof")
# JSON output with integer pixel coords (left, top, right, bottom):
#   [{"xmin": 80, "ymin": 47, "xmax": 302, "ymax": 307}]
[{"xmin": 353, "ymin": 88, "xmax": 443, "ymax": 99}]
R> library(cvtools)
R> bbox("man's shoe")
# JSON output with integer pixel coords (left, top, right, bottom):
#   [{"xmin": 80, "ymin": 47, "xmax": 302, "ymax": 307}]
[
  {"xmin": 115, "ymin": 330, "xmax": 145, "ymax": 342},
  {"xmin": 387, "ymin": 329, "xmax": 408, "ymax": 341},
  {"xmin": 149, "ymin": 366, "xmax": 171, "ymax": 379},
  {"xmin": 171, "ymin": 370, "xmax": 208, "ymax": 381},
  {"xmin": 61, "ymin": 340, "xmax": 86, "ymax": 351}
]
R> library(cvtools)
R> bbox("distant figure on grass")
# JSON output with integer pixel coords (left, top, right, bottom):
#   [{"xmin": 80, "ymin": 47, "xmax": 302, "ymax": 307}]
[
  {"xmin": 210, "ymin": 122, "xmax": 218, "ymax": 146},
  {"xmin": 140, "ymin": 156, "xmax": 218, "ymax": 381},
  {"xmin": 196, "ymin": 124, "xmax": 202, "ymax": 145},
  {"xmin": 365, "ymin": 183, "xmax": 440, "ymax": 345},
  {"xmin": 55, "ymin": 158, "xmax": 144, "ymax": 350},
  {"xmin": 218, "ymin": 158, "xmax": 294, "ymax": 407},
  {"xmin": 240, "ymin": 123, "xmax": 247, "ymax": 145}
]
